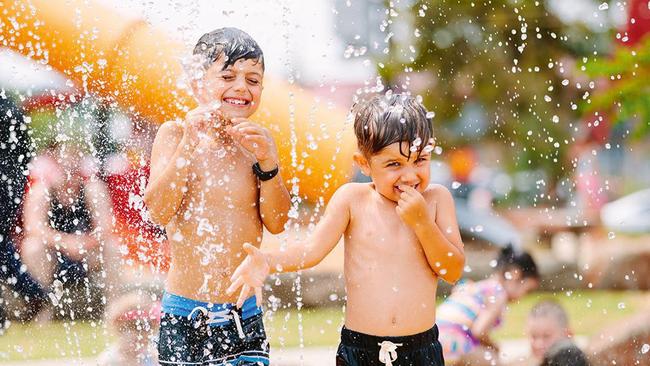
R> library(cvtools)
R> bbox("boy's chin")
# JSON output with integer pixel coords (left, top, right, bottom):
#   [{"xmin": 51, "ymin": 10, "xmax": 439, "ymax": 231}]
[
  {"xmin": 221, "ymin": 105, "xmax": 256, "ymax": 120},
  {"xmin": 377, "ymin": 188, "xmax": 400, "ymax": 203}
]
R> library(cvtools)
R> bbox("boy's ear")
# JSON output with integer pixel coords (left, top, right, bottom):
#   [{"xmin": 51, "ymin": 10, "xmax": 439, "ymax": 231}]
[{"xmin": 353, "ymin": 152, "xmax": 371, "ymax": 176}]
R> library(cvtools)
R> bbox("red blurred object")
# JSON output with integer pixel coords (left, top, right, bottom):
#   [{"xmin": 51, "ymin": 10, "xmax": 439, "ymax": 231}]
[
  {"xmin": 621, "ymin": 0, "xmax": 650, "ymax": 46},
  {"xmin": 105, "ymin": 164, "xmax": 169, "ymax": 272}
]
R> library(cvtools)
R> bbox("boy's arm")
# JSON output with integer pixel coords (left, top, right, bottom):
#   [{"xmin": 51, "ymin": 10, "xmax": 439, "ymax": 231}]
[
  {"xmin": 397, "ymin": 185, "xmax": 465, "ymax": 283},
  {"xmin": 228, "ymin": 120, "xmax": 291, "ymax": 233},
  {"xmin": 144, "ymin": 104, "xmax": 218, "ymax": 225},
  {"xmin": 227, "ymin": 184, "xmax": 353, "ymax": 306},
  {"xmin": 143, "ymin": 121, "xmax": 195, "ymax": 226},
  {"xmin": 23, "ymin": 181, "xmax": 91, "ymax": 260}
]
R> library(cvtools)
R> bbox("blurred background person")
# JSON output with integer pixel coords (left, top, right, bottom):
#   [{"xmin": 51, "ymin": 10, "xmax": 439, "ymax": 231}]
[
  {"xmin": 20, "ymin": 141, "xmax": 120, "ymax": 315},
  {"xmin": 97, "ymin": 290, "xmax": 160, "ymax": 366}
]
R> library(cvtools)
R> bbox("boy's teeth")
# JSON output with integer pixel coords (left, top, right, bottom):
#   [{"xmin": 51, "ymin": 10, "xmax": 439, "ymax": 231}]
[{"xmin": 225, "ymin": 98, "xmax": 246, "ymax": 105}]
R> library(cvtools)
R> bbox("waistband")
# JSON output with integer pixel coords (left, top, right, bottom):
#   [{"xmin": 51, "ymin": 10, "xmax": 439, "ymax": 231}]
[
  {"xmin": 161, "ymin": 292, "xmax": 262, "ymax": 323},
  {"xmin": 340, "ymin": 324, "xmax": 440, "ymax": 352}
]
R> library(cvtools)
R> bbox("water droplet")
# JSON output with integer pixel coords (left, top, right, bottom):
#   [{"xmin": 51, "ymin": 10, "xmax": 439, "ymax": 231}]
[
  {"xmin": 618, "ymin": 302, "xmax": 625, "ymax": 309},
  {"xmin": 598, "ymin": 2, "xmax": 609, "ymax": 11},
  {"xmin": 217, "ymin": 148, "xmax": 227, "ymax": 159},
  {"xmin": 489, "ymin": 259, "xmax": 498, "ymax": 268},
  {"xmin": 552, "ymin": 115, "xmax": 559, "ymax": 123},
  {"xmin": 426, "ymin": 111, "xmax": 435, "ymax": 119},
  {"xmin": 451, "ymin": 181, "xmax": 461, "ymax": 189},
  {"xmin": 608, "ymin": 232, "xmax": 616, "ymax": 239},
  {"xmin": 641, "ymin": 343, "xmax": 650, "ymax": 354}
]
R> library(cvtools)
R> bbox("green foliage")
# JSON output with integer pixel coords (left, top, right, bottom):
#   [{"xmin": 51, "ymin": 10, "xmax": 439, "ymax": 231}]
[
  {"xmin": 378, "ymin": 0, "xmax": 607, "ymax": 179},
  {"xmin": 583, "ymin": 36, "xmax": 650, "ymax": 137}
]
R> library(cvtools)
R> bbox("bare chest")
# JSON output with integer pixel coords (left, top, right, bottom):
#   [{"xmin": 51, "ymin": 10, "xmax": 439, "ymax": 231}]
[
  {"xmin": 185, "ymin": 142, "xmax": 259, "ymax": 208},
  {"xmin": 347, "ymin": 202, "xmax": 422, "ymax": 258}
]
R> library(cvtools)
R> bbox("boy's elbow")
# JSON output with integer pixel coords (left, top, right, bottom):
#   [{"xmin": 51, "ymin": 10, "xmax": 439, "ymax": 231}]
[
  {"xmin": 440, "ymin": 253, "xmax": 465, "ymax": 284},
  {"xmin": 148, "ymin": 207, "xmax": 170, "ymax": 227},
  {"xmin": 442, "ymin": 268, "xmax": 463, "ymax": 284},
  {"xmin": 264, "ymin": 214, "xmax": 289, "ymax": 234},
  {"xmin": 267, "ymin": 224, "xmax": 285, "ymax": 235},
  {"xmin": 143, "ymin": 192, "xmax": 170, "ymax": 226}
]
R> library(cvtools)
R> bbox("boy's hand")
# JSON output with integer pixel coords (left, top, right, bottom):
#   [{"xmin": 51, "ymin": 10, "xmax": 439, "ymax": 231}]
[
  {"xmin": 396, "ymin": 185, "xmax": 436, "ymax": 228},
  {"xmin": 227, "ymin": 243, "xmax": 270, "ymax": 308},
  {"xmin": 183, "ymin": 104, "xmax": 224, "ymax": 147},
  {"xmin": 227, "ymin": 119, "xmax": 279, "ymax": 170}
]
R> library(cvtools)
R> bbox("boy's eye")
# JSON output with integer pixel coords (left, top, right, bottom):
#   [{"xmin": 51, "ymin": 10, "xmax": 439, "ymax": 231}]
[
  {"xmin": 222, "ymin": 75, "xmax": 235, "ymax": 81},
  {"xmin": 415, "ymin": 157, "xmax": 428, "ymax": 163},
  {"xmin": 247, "ymin": 78, "xmax": 260, "ymax": 85},
  {"xmin": 386, "ymin": 162, "xmax": 400, "ymax": 167}
]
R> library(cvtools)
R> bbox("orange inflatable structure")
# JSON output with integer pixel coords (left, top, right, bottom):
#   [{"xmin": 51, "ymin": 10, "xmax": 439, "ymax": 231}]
[
  {"xmin": 1, "ymin": 0, "xmax": 356, "ymax": 203},
  {"xmin": 3, "ymin": 0, "xmax": 357, "ymax": 270}
]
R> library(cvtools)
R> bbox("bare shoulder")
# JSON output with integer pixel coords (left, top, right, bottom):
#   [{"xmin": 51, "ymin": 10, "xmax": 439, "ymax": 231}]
[
  {"xmin": 328, "ymin": 182, "xmax": 371, "ymax": 207},
  {"xmin": 423, "ymin": 183, "xmax": 455, "ymax": 204},
  {"xmin": 150, "ymin": 121, "xmax": 184, "ymax": 163},
  {"xmin": 333, "ymin": 182, "xmax": 372, "ymax": 200},
  {"xmin": 154, "ymin": 120, "xmax": 184, "ymax": 142}
]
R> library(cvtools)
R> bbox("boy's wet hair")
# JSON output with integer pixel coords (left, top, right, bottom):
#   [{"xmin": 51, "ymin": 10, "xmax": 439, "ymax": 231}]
[
  {"xmin": 353, "ymin": 93, "xmax": 433, "ymax": 159},
  {"xmin": 529, "ymin": 300, "xmax": 569, "ymax": 327},
  {"xmin": 497, "ymin": 245, "xmax": 540, "ymax": 279},
  {"xmin": 193, "ymin": 27, "xmax": 264, "ymax": 71}
]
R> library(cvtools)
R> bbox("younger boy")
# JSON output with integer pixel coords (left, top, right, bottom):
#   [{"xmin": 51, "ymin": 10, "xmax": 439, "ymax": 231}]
[
  {"xmin": 527, "ymin": 300, "xmax": 582, "ymax": 362},
  {"xmin": 228, "ymin": 94, "xmax": 465, "ymax": 365},
  {"xmin": 144, "ymin": 28, "xmax": 291, "ymax": 365}
]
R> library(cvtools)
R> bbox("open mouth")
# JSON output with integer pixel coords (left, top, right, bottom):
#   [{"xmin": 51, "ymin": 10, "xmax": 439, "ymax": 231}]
[{"xmin": 223, "ymin": 97, "xmax": 250, "ymax": 107}]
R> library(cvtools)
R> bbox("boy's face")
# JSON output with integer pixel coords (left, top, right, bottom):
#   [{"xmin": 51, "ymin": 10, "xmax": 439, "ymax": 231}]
[
  {"xmin": 355, "ymin": 142, "xmax": 431, "ymax": 202},
  {"xmin": 527, "ymin": 315, "xmax": 570, "ymax": 359},
  {"xmin": 194, "ymin": 56, "xmax": 264, "ymax": 119}
]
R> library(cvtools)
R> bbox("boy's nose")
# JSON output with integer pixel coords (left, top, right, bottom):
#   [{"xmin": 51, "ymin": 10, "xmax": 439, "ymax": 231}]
[
  {"xmin": 233, "ymin": 76, "xmax": 247, "ymax": 91},
  {"xmin": 400, "ymin": 170, "xmax": 419, "ymax": 185}
]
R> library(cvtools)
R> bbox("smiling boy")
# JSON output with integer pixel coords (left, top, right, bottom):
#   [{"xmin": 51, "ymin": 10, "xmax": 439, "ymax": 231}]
[
  {"xmin": 144, "ymin": 28, "xmax": 291, "ymax": 365},
  {"xmin": 229, "ymin": 94, "xmax": 465, "ymax": 366}
]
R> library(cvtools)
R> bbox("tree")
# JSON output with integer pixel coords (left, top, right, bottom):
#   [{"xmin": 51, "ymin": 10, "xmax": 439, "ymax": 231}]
[{"xmin": 379, "ymin": 0, "xmax": 607, "ymax": 181}]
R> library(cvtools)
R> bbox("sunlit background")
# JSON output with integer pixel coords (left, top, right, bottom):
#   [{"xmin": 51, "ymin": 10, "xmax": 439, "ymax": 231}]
[{"xmin": 1, "ymin": 0, "xmax": 649, "ymax": 365}]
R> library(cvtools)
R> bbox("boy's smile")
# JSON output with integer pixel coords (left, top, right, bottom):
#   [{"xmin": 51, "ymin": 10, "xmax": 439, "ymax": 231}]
[
  {"xmin": 194, "ymin": 57, "xmax": 264, "ymax": 119},
  {"xmin": 355, "ymin": 141, "xmax": 431, "ymax": 202}
]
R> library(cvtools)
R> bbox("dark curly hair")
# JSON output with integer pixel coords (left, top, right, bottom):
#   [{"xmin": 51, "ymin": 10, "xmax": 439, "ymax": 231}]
[{"xmin": 193, "ymin": 27, "xmax": 264, "ymax": 71}]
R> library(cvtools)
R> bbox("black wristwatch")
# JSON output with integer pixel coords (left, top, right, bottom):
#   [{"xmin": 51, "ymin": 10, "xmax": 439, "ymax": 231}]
[{"xmin": 252, "ymin": 162, "xmax": 279, "ymax": 181}]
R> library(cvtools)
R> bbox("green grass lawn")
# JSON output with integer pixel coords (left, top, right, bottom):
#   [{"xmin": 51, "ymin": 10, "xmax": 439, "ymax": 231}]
[{"xmin": 1, "ymin": 290, "xmax": 647, "ymax": 361}]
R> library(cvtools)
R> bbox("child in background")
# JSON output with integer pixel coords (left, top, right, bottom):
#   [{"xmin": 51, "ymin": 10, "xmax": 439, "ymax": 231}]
[
  {"xmin": 97, "ymin": 291, "xmax": 160, "ymax": 366},
  {"xmin": 229, "ymin": 94, "xmax": 465, "ymax": 366},
  {"xmin": 437, "ymin": 247, "xmax": 539, "ymax": 364},
  {"xmin": 526, "ymin": 300, "xmax": 576, "ymax": 362}
]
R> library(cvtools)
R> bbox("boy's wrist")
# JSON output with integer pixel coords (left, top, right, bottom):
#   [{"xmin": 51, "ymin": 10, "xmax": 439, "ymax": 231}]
[{"xmin": 257, "ymin": 158, "xmax": 278, "ymax": 172}]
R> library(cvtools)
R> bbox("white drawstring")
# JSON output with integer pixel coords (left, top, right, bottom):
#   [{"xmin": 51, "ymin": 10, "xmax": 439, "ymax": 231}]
[
  {"xmin": 378, "ymin": 340, "xmax": 402, "ymax": 366},
  {"xmin": 230, "ymin": 309, "xmax": 245, "ymax": 339},
  {"xmin": 188, "ymin": 306, "xmax": 246, "ymax": 339}
]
